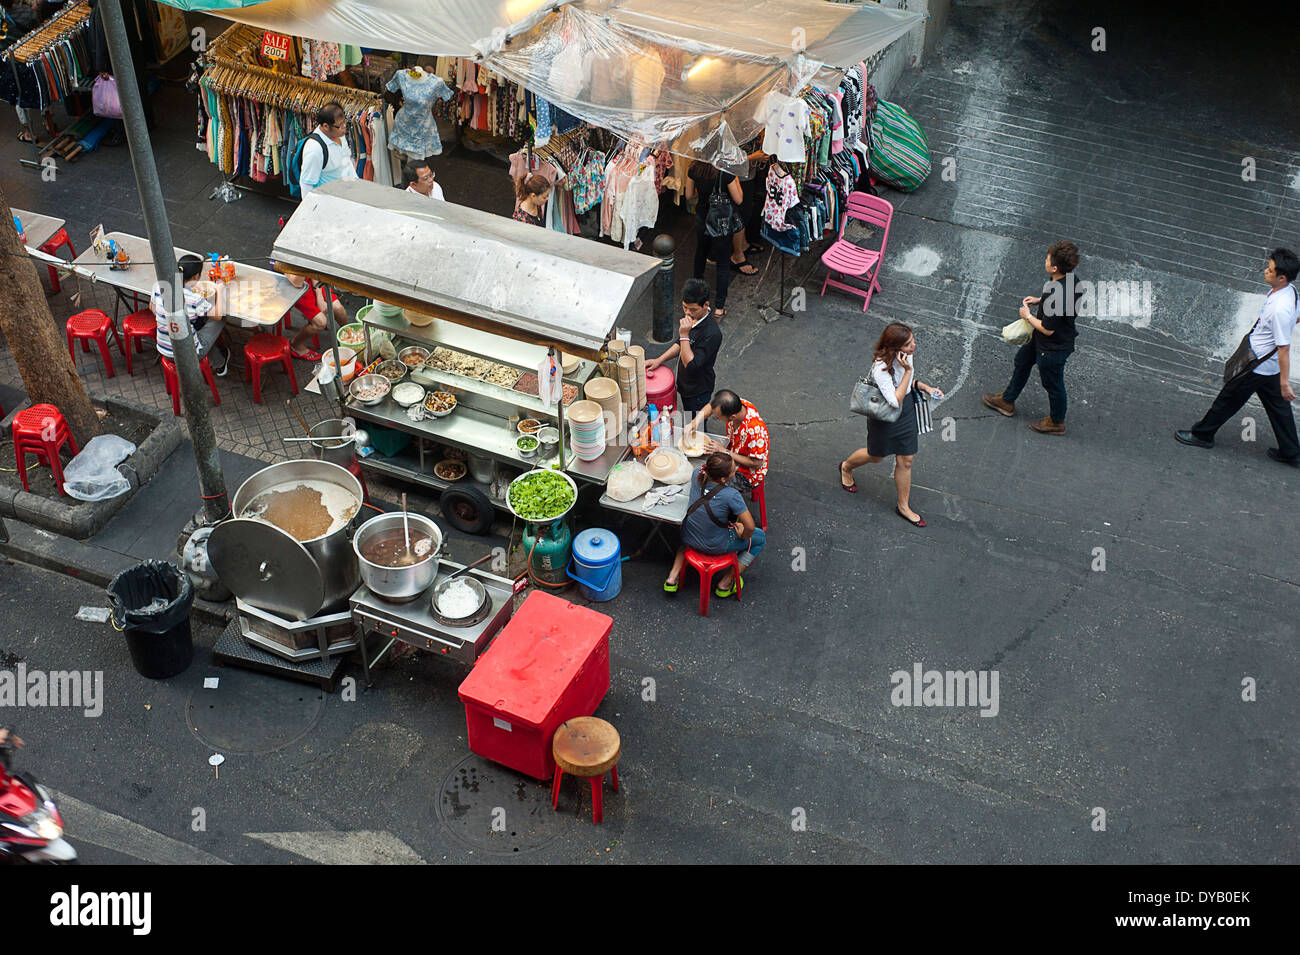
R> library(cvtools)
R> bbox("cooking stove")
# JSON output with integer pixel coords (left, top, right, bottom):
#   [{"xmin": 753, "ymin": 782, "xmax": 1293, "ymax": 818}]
[{"xmin": 350, "ymin": 558, "xmax": 522, "ymax": 668}]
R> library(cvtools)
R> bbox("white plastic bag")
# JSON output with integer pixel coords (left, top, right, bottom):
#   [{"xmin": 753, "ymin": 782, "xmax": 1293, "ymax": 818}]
[
  {"xmin": 1002, "ymin": 317, "xmax": 1033, "ymax": 345},
  {"xmin": 605, "ymin": 461, "xmax": 653, "ymax": 502},
  {"xmin": 537, "ymin": 353, "xmax": 562, "ymax": 408},
  {"xmin": 62, "ymin": 434, "xmax": 136, "ymax": 501}
]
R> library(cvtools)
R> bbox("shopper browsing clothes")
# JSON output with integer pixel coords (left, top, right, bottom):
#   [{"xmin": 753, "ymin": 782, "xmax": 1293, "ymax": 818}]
[
  {"xmin": 684, "ymin": 161, "xmax": 757, "ymax": 318},
  {"xmin": 151, "ymin": 254, "xmax": 229, "ymax": 376},
  {"xmin": 839, "ymin": 322, "xmax": 943, "ymax": 527},
  {"xmin": 646, "ymin": 279, "xmax": 723, "ymax": 421},
  {"xmin": 663, "ymin": 452, "xmax": 767, "ymax": 598},
  {"xmin": 1176, "ymin": 249, "xmax": 1300, "ymax": 465},
  {"xmin": 982, "ymin": 241, "xmax": 1083, "ymax": 435},
  {"xmin": 513, "ymin": 175, "xmax": 550, "ymax": 226},
  {"xmin": 299, "ymin": 102, "xmax": 359, "ymax": 197},
  {"xmin": 685, "ymin": 389, "xmax": 771, "ymax": 493}
]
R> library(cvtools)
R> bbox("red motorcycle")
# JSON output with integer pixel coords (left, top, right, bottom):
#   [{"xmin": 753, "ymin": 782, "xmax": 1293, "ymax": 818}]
[{"xmin": 0, "ymin": 730, "xmax": 77, "ymax": 864}]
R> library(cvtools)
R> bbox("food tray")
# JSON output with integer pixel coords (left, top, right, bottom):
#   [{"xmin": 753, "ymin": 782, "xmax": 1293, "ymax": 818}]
[{"xmin": 513, "ymin": 372, "xmax": 578, "ymax": 405}]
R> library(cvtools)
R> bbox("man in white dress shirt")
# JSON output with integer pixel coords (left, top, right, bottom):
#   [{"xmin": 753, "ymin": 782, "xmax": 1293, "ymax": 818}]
[
  {"xmin": 403, "ymin": 160, "xmax": 444, "ymax": 201},
  {"xmin": 299, "ymin": 102, "xmax": 359, "ymax": 197},
  {"xmin": 1176, "ymin": 249, "xmax": 1300, "ymax": 465}
]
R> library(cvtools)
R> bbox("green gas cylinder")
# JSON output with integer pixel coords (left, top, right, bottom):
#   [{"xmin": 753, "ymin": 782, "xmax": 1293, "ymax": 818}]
[{"xmin": 521, "ymin": 518, "xmax": 572, "ymax": 587}]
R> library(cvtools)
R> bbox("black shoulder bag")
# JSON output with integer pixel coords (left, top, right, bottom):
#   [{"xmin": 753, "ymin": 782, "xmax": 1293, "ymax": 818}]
[
  {"xmin": 686, "ymin": 478, "xmax": 733, "ymax": 529},
  {"xmin": 1224, "ymin": 286, "xmax": 1297, "ymax": 384}
]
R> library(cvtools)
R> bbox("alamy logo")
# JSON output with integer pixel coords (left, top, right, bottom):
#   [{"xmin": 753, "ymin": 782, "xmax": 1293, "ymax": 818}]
[
  {"xmin": 50, "ymin": 886, "xmax": 151, "ymax": 935},
  {"xmin": 890, "ymin": 663, "xmax": 1000, "ymax": 717},
  {"xmin": 1042, "ymin": 273, "xmax": 1154, "ymax": 322},
  {"xmin": 0, "ymin": 664, "xmax": 103, "ymax": 717}
]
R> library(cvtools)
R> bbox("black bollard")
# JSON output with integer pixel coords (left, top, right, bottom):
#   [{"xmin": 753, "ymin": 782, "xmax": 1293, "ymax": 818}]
[{"xmin": 651, "ymin": 233, "xmax": 676, "ymax": 343}]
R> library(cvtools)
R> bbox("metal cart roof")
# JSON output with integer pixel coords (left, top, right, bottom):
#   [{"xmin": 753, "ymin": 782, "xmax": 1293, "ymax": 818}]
[{"xmin": 271, "ymin": 179, "xmax": 659, "ymax": 358}]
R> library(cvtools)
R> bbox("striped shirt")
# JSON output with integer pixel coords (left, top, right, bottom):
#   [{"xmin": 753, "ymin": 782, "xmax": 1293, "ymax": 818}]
[{"xmin": 151, "ymin": 283, "xmax": 213, "ymax": 361}]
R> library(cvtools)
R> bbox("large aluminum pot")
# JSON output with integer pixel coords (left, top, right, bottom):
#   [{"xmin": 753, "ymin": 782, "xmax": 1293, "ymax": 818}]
[
  {"xmin": 308, "ymin": 419, "xmax": 356, "ymax": 468},
  {"xmin": 229, "ymin": 460, "xmax": 363, "ymax": 615},
  {"xmin": 352, "ymin": 512, "xmax": 443, "ymax": 603}
]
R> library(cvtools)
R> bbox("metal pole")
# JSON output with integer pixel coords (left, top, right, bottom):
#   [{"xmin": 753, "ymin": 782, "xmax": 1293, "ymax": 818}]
[
  {"xmin": 651, "ymin": 233, "xmax": 675, "ymax": 343},
  {"xmin": 101, "ymin": 0, "xmax": 228, "ymax": 523}
]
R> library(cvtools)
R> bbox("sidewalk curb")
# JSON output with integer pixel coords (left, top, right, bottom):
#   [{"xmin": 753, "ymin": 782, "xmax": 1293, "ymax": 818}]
[
  {"xmin": 0, "ymin": 520, "xmax": 233, "ymax": 629},
  {"xmin": 0, "ymin": 396, "xmax": 183, "ymax": 540}
]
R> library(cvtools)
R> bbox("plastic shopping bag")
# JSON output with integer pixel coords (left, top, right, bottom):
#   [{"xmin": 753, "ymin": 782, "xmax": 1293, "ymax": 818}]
[
  {"xmin": 63, "ymin": 434, "xmax": 136, "ymax": 501},
  {"xmin": 1002, "ymin": 317, "xmax": 1033, "ymax": 345},
  {"xmin": 92, "ymin": 75, "xmax": 123, "ymax": 119}
]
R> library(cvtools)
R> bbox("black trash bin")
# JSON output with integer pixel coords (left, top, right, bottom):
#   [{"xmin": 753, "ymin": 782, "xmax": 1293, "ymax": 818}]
[{"xmin": 107, "ymin": 561, "xmax": 195, "ymax": 679}]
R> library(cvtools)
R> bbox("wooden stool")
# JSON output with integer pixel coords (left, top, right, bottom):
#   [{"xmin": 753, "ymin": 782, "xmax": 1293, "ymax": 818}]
[{"xmin": 550, "ymin": 716, "xmax": 620, "ymax": 824}]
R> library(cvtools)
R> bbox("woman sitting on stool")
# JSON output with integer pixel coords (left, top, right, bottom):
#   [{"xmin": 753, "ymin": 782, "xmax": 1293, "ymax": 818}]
[{"xmin": 664, "ymin": 452, "xmax": 766, "ymax": 597}]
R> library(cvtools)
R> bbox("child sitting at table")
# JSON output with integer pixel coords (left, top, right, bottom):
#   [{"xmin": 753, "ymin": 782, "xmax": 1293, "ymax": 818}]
[
  {"xmin": 285, "ymin": 274, "xmax": 348, "ymax": 362},
  {"xmin": 151, "ymin": 253, "xmax": 229, "ymax": 376}
]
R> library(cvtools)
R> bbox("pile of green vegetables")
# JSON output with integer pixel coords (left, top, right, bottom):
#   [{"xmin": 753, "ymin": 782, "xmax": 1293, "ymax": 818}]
[{"xmin": 508, "ymin": 471, "xmax": 575, "ymax": 520}]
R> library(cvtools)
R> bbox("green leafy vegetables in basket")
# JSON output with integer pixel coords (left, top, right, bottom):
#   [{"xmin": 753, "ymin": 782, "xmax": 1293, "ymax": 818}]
[{"xmin": 508, "ymin": 471, "xmax": 575, "ymax": 520}]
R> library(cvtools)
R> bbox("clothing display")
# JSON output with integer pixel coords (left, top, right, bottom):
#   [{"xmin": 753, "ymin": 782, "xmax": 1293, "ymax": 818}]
[
  {"xmin": 386, "ymin": 68, "xmax": 453, "ymax": 157},
  {"xmin": 760, "ymin": 91, "xmax": 810, "ymax": 163},
  {"xmin": 0, "ymin": 1, "xmax": 93, "ymax": 111},
  {"xmin": 762, "ymin": 164, "xmax": 800, "ymax": 231}
]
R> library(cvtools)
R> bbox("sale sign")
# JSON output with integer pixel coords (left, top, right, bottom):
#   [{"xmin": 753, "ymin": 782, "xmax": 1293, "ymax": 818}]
[{"xmin": 261, "ymin": 31, "xmax": 290, "ymax": 61}]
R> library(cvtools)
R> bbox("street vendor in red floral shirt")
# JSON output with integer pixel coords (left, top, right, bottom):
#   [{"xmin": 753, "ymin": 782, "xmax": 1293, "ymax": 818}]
[{"xmin": 686, "ymin": 389, "xmax": 770, "ymax": 490}]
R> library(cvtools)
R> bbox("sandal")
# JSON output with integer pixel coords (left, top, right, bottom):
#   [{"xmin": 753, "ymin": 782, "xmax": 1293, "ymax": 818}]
[
  {"xmin": 731, "ymin": 259, "xmax": 759, "ymax": 276},
  {"xmin": 663, "ymin": 579, "xmax": 679, "ymax": 594},
  {"xmin": 291, "ymin": 348, "xmax": 321, "ymax": 362},
  {"xmin": 839, "ymin": 462, "xmax": 857, "ymax": 493},
  {"xmin": 714, "ymin": 575, "xmax": 744, "ymax": 598},
  {"xmin": 714, "ymin": 307, "xmax": 727, "ymax": 318},
  {"xmin": 745, "ymin": 243, "xmax": 764, "ymax": 256},
  {"xmin": 17, "ymin": 131, "xmax": 41, "ymax": 145}
]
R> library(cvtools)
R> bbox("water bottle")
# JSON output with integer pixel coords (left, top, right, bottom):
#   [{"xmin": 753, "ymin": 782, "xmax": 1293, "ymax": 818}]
[{"xmin": 649, "ymin": 404, "xmax": 660, "ymax": 445}]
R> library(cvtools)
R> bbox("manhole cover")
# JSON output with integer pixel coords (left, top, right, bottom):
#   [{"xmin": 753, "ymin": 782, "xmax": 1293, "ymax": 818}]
[
  {"xmin": 186, "ymin": 668, "xmax": 326, "ymax": 755},
  {"xmin": 436, "ymin": 754, "xmax": 613, "ymax": 855}
]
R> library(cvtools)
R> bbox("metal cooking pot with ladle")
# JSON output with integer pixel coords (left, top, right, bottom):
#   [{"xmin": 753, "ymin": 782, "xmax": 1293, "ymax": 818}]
[{"xmin": 352, "ymin": 511, "xmax": 444, "ymax": 603}]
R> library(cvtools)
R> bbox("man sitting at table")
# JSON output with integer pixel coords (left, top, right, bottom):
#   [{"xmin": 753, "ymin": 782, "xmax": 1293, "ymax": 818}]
[
  {"xmin": 151, "ymin": 254, "xmax": 228, "ymax": 376},
  {"xmin": 284, "ymin": 274, "xmax": 347, "ymax": 362},
  {"xmin": 685, "ymin": 389, "xmax": 770, "ymax": 493}
]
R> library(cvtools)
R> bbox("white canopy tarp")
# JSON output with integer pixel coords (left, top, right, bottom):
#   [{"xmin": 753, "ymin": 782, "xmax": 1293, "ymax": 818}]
[{"xmin": 203, "ymin": 0, "xmax": 923, "ymax": 169}]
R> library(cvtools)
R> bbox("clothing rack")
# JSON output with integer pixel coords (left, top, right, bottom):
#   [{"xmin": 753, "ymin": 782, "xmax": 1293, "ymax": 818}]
[
  {"xmin": 11, "ymin": 0, "xmax": 89, "ymax": 64},
  {"xmin": 200, "ymin": 61, "xmax": 380, "ymax": 116}
]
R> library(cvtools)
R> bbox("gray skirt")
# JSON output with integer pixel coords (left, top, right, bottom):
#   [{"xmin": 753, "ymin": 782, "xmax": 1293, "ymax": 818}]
[{"xmin": 867, "ymin": 390, "xmax": 918, "ymax": 457}]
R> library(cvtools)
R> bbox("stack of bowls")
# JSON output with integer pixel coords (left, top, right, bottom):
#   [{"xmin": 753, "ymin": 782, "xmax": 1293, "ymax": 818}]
[{"xmin": 567, "ymin": 400, "xmax": 606, "ymax": 461}]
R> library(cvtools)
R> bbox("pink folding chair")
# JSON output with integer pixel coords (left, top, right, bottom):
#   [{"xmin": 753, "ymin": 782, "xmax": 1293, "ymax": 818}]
[{"xmin": 820, "ymin": 192, "xmax": 894, "ymax": 312}]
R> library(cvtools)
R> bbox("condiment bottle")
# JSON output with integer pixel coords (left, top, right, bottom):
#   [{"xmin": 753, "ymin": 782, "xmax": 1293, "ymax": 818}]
[
  {"xmin": 221, "ymin": 256, "xmax": 236, "ymax": 283},
  {"xmin": 207, "ymin": 254, "xmax": 222, "ymax": 283}
]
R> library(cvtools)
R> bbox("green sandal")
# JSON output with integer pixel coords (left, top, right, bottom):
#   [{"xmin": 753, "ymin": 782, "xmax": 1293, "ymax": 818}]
[
  {"xmin": 663, "ymin": 579, "xmax": 680, "ymax": 593},
  {"xmin": 714, "ymin": 575, "xmax": 744, "ymax": 598}
]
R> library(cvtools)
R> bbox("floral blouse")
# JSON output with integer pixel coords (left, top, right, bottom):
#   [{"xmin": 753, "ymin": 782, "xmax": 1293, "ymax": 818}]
[{"xmin": 726, "ymin": 399, "xmax": 771, "ymax": 485}]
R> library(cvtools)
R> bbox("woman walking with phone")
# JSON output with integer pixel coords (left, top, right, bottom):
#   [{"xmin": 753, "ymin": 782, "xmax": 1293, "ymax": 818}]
[{"xmin": 839, "ymin": 322, "xmax": 943, "ymax": 527}]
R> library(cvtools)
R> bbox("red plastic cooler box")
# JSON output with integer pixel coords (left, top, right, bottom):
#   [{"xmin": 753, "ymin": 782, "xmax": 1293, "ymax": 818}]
[{"xmin": 457, "ymin": 591, "xmax": 612, "ymax": 779}]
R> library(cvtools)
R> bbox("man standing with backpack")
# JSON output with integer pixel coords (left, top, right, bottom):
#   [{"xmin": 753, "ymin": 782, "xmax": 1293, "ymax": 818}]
[
  {"xmin": 298, "ymin": 102, "xmax": 358, "ymax": 197},
  {"xmin": 1176, "ymin": 249, "xmax": 1300, "ymax": 466}
]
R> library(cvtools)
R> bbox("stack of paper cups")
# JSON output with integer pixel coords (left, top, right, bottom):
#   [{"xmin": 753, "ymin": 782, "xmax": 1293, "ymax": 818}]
[
  {"xmin": 617, "ymin": 355, "xmax": 638, "ymax": 416},
  {"xmin": 602, "ymin": 339, "xmax": 626, "ymax": 381},
  {"xmin": 567, "ymin": 400, "xmax": 606, "ymax": 461},
  {"xmin": 627, "ymin": 345, "xmax": 646, "ymax": 409},
  {"xmin": 584, "ymin": 377, "xmax": 622, "ymax": 448}
]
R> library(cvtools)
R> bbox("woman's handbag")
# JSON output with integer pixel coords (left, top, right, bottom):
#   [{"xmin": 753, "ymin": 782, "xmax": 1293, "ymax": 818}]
[
  {"xmin": 1002, "ymin": 317, "xmax": 1033, "ymax": 345},
  {"xmin": 850, "ymin": 376, "xmax": 903, "ymax": 422},
  {"xmin": 92, "ymin": 75, "xmax": 122, "ymax": 119},
  {"xmin": 704, "ymin": 174, "xmax": 740, "ymax": 238}
]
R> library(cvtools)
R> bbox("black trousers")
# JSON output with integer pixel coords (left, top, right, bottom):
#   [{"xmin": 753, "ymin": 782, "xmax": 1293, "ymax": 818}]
[{"xmin": 1192, "ymin": 371, "xmax": 1300, "ymax": 459}]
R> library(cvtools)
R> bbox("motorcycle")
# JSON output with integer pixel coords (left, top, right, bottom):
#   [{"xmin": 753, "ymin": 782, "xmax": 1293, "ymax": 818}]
[{"xmin": 0, "ymin": 731, "xmax": 77, "ymax": 864}]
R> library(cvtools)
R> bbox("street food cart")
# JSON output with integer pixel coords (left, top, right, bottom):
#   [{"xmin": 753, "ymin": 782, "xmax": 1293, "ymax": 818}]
[{"xmin": 271, "ymin": 180, "xmax": 659, "ymax": 534}]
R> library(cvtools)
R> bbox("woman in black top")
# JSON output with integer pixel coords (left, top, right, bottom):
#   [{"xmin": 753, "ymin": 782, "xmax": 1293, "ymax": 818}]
[
  {"xmin": 512, "ymin": 174, "xmax": 549, "ymax": 227},
  {"xmin": 684, "ymin": 161, "xmax": 753, "ymax": 317}
]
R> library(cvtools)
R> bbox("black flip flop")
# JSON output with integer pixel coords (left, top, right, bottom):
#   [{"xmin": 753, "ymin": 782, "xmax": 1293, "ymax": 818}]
[
  {"xmin": 731, "ymin": 259, "xmax": 759, "ymax": 276},
  {"xmin": 745, "ymin": 243, "xmax": 764, "ymax": 256}
]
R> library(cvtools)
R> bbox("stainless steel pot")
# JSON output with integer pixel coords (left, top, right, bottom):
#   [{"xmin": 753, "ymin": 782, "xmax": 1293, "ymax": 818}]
[
  {"xmin": 218, "ymin": 460, "xmax": 364, "ymax": 618},
  {"xmin": 352, "ymin": 512, "xmax": 443, "ymax": 603},
  {"xmin": 308, "ymin": 419, "xmax": 357, "ymax": 468}
]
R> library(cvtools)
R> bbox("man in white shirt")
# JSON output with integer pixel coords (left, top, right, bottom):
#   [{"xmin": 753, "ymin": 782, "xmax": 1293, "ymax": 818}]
[
  {"xmin": 300, "ymin": 102, "xmax": 359, "ymax": 198},
  {"xmin": 403, "ymin": 160, "xmax": 444, "ymax": 201},
  {"xmin": 1177, "ymin": 249, "xmax": 1300, "ymax": 465}
]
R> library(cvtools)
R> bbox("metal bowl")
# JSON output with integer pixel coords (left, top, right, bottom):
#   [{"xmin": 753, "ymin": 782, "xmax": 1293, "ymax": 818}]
[
  {"xmin": 505, "ymin": 468, "xmax": 578, "ymax": 523},
  {"xmin": 431, "ymin": 574, "xmax": 487, "ymax": 623},
  {"xmin": 391, "ymin": 382, "xmax": 426, "ymax": 408},
  {"xmin": 424, "ymin": 391, "xmax": 457, "ymax": 419},
  {"xmin": 352, "ymin": 511, "xmax": 443, "ymax": 603},
  {"xmin": 515, "ymin": 435, "xmax": 539, "ymax": 458},
  {"xmin": 349, "ymin": 373, "xmax": 391, "ymax": 407},
  {"xmin": 374, "ymin": 359, "xmax": 408, "ymax": 383},
  {"xmin": 397, "ymin": 345, "xmax": 429, "ymax": 370}
]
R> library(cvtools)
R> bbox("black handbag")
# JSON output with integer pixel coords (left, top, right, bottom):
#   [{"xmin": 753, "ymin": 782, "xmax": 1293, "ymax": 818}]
[
  {"xmin": 1223, "ymin": 288, "xmax": 1294, "ymax": 384},
  {"xmin": 704, "ymin": 174, "xmax": 740, "ymax": 238}
]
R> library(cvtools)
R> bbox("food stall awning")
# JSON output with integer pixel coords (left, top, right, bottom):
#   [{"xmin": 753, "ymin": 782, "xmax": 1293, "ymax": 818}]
[{"xmin": 271, "ymin": 179, "xmax": 659, "ymax": 357}]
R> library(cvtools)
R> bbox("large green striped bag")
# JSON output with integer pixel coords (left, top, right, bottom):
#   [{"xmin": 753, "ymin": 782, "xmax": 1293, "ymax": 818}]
[{"xmin": 869, "ymin": 100, "xmax": 931, "ymax": 192}]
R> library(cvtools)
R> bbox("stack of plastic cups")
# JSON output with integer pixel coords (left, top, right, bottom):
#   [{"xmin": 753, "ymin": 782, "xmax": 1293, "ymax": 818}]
[
  {"xmin": 567, "ymin": 400, "xmax": 606, "ymax": 461},
  {"xmin": 605, "ymin": 339, "xmax": 627, "ymax": 381},
  {"xmin": 627, "ymin": 344, "xmax": 646, "ymax": 410},
  {"xmin": 584, "ymin": 377, "xmax": 622, "ymax": 448},
  {"xmin": 617, "ymin": 355, "xmax": 638, "ymax": 415}
]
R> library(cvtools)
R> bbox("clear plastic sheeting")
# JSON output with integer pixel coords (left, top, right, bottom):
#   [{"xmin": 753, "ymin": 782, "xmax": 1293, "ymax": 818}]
[{"xmin": 199, "ymin": 0, "xmax": 923, "ymax": 170}]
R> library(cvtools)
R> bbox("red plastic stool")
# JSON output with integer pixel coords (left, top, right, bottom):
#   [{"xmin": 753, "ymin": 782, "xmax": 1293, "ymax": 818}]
[
  {"xmin": 243, "ymin": 334, "xmax": 297, "ymax": 403},
  {"xmin": 122, "ymin": 310, "xmax": 157, "ymax": 375},
  {"xmin": 749, "ymin": 480, "xmax": 767, "ymax": 530},
  {"xmin": 12, "ymin": 404, "xmax": 80, "ymax": 494},
  {"xmin": 38, "ymin": 228, "xmax": 75, "ymax": 293},
  {"xmin": 66, "ymin": 309, "xmax": 123, "ymax": 378},
  {"xmin": 160, "ymin": 355, "xmax": 221, "ymax": 416},
  {"xmin": 683, "ymin": 548, "xmax": 743, "ymax": 617},
  {"xmin": 280, "ymin": 315, "xmax": 321, "ymax": 351},
  {"xmin": 550, "ymin": 717, "xmax": 620, "ymax": 824}
]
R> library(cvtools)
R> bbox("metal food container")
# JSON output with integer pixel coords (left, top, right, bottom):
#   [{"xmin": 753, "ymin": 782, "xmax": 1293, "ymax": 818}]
[
  {"xmin": 208, "ymin": 460, "xmax": 364, "ymax": 620},
  {"xmin": 352, "ymin": 511, "xmax": 444, "ymax": 603}
]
